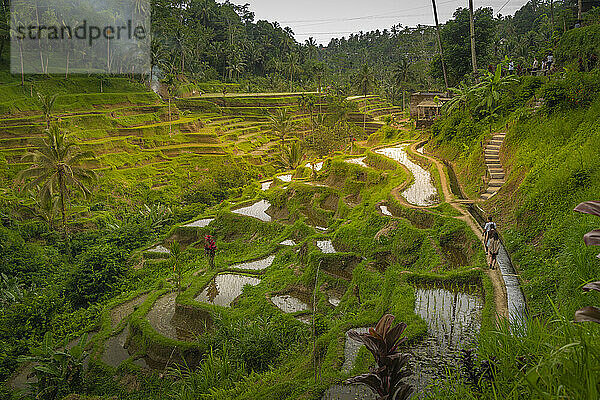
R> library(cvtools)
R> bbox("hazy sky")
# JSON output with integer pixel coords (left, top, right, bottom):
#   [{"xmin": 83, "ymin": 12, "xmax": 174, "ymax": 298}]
[{"xmin": 240, "ymin": 0, "xmax": 530, "ymax": 45}]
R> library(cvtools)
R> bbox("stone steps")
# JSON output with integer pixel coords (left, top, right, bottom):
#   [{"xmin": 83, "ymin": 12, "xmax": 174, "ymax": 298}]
[{"xmin": 480, "ymin": 133, "xmax": 507, "ymax": 201}]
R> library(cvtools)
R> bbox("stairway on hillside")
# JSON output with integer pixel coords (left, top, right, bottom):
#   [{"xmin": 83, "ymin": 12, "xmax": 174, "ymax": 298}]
[{"xmin": 480, "ymin": 132, "xmax": 506, "ymax": 201}]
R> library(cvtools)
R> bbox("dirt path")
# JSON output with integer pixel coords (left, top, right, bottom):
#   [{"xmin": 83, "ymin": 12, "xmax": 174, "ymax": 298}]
[{"xmin": 406, "ymin": 140, "xmax": 509, "ymax": 320}]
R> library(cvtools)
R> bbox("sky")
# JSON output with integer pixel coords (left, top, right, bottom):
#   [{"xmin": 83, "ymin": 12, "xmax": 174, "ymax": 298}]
[{"xmin": 240, "ymin": 0, "xmax": 531, "ymax": 45}]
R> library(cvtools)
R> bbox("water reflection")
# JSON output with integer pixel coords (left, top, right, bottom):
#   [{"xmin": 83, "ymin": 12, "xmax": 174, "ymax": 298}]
[
  {"xmin": 409, "ymin": 287, "xmax": 483, "ymax": 392},
  {"xmin": 317, "ymin": 240, "xmax": 337, "ymax": 254},
  {"xmin": 306, "ymin": 161, "xmax": 324, "ymax": 171},
  {"xmin": 233, "ymin": 200, "xmax": 272, "ymax": 222},
  {"xmin": 342, "ymin": 327, "xmax": 370, "ymax": 371},
  {"xmin": 380, "ymin": 205, "xmax": 393, "ymax": 216},
  {"xmin": 345, "ymin": 157, "xmax": 368, "ymax": 168},
  {"xmin": 147, "ymin": 245, "xmax": 170, "ymax": 254},
  {"xmin": 183, "ymin": 218, "xmax": 214, "ymax": 228},
  {"xmin": 375, "ymin": 145, "xmax": 439, "ymax": 206},
  {"xmin": 271, "ymin": 294, "xmax": 310, "ymax": 313},
  {"xmin": 230, "ymin": 255, "xmax": 276, "ymax": 271},
  {"xmin": 195, "ymin": 274, "xmax": 261, "ymax": 307}
]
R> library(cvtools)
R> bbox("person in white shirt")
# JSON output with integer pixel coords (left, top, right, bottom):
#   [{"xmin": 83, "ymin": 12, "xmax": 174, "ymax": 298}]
[
  {"xmin": 483, "ymin": 217, "xmax": 496, "ymax": 251},
  {"xmin": 532, "ymin": 58, "xmax": 539, "ymax": 71}
]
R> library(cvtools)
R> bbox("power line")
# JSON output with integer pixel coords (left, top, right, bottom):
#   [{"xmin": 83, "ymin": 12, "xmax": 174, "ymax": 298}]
[
  {"xmin": 496, "ymin": 0, "xmax": 513, "ymax": 15},
  {"xmin": 278, "ymin": 0, "xmax": 459, "ymax": 24},
  {"xmin": 294, "ymin": 12, "xmax": 435, "ymax": 28}
]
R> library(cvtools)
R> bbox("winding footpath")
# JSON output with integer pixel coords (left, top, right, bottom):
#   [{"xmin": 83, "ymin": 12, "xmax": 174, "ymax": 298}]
[{"xmin": 388, "ymin": 140, "xmax": 513, "ymax": 320}]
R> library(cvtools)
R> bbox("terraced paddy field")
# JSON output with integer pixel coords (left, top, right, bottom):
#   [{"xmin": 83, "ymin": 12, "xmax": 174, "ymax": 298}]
[{"xmin": 2, "ymin": 78, "xmax": 514, "ymax": 400}]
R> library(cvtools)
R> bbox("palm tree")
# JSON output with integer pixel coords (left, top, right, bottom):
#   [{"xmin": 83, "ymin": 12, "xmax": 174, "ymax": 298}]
[
  {"xmin": 279, "ymin": 141, "xmax": 303, "ymax": 170},
  {"xmin": 354, "ymin": 64, "xmax": 375, "ymax": 131},
  {"xmin": 37, "ymin": 93, "xmax": 57, "ymax": 129},
  {"xmin": 393, "ymin": 58, "xmax": 410, "ymax": 86},
  {"xmin": 442, "ymin": 82, "xmax": 476, "ymax": 115},
  {"xmin": 268, "ymin": 108, "xmax": 295, "ymax": 149},
  {"xmin": 313, "ymin": 62, "xmax": 326, "ymax": 113},
  {"xmin": 286, "ymin": 53, "xmax": 301, "ymax": 92},
  {"xmin": 16, "ymin": 126, "xmax": 96, "ymax": 240},
  {"xmin": 305, "ymin": 37, "xmax": 317, "ymax": 60},
  {"xmin": 298, "ymin": 94, "xmax": 317, "ymax": 139}
]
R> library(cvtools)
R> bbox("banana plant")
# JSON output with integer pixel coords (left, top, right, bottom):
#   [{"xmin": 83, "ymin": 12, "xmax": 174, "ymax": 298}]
[
  {"xmin": 573, "ymin": 201, "xmax": 600, "ymax": 324},
  {"xmin": 345, "ymin": 314, "xmax": 412, "ymax": 400}
]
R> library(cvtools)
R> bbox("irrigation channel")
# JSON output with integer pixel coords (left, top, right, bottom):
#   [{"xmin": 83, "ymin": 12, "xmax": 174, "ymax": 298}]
[{"xmin": 11, "ymin": 142, "xmax": 527, "ymax": 397}]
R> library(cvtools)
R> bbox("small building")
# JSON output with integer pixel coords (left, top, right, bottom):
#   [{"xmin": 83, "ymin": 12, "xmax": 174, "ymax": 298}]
[{"xmin": 410, "ymin": 92, "xmax": 450, "ymax": 128}]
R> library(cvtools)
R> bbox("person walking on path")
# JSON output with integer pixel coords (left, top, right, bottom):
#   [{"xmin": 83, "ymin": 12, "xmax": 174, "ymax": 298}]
[
  {"xmin": 487, "ymin": 229, "xmax": 501, "ymax": 270},
  {"xmin": 483, "ymin": 216, "xmax": 496, "ymax": 251},
  {"xmin": 532, "ymin": 57, "xmax": 539, "ymax": 73}
]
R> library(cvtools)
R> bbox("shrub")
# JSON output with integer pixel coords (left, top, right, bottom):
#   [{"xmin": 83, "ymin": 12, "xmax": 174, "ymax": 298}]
[
  {"xmin": 541, "ymin": 70, "xmax": 600, "ymax": 112},
  {"xmin": 555, "ymin": 24, "xmax": 600, "ymax": 71},
  {"xmin": 66, "ymin": 244, "xmax": 128, "ymax": 307}
]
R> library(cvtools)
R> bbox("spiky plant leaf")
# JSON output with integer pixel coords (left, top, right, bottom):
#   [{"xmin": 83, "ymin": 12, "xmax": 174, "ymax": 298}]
[
  {"xmin": 583, "ymin": 230, "xmax": 600, "ymax": 246},
  {"xmin": 574, "ymin": 306, "xmax": 600, "ymax": 324},
  {"xmin": 574, "ymin": 201, "xmax": 600, "ymax": 217},
  {"xmin": 582, "ymin": 281, "xmax": 600, "ymax": 293}
]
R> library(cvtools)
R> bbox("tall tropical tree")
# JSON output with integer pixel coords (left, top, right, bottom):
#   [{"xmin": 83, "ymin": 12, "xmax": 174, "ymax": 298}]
[
  {"xmin": 305, "ymin": 37, "xmax": 317, "ymax": 60},
  {"xmin": 354, "ymin": 64, "xmax": 375, "ymax": 131},
  {"xmin": 442, "ymin": 81, "xmax": 477, "ymax": 115},
  {"xmin": 313, "ymin": 62, "xmax": 326, "ymax": 113},
  {"xmin": 16, "ymin": 126, "xmax": 96, "ymax": 240},
  {"xmin": 298, "ymin": 94, "xmax": 317, "ymax": 138},
  {"xmin": 268, "ymin": 108, "xmax": 295, "ymax": 149},
  {"xmin": 285, "ymin": 53, "xmax": 301, "ymax": 92},
  {"xmin": 37, "ymin": 93, "xmax": 57, "ymax": 129}
]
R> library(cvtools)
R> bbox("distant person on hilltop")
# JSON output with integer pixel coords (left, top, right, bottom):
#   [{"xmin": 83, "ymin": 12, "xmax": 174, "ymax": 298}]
[
  {"xmin": 547, "ymin": 54, "xmax": 554, "ymax": 70},
  {"xmin": 532, "ymin": 57, "xmax": 539, "ymax": 73}
]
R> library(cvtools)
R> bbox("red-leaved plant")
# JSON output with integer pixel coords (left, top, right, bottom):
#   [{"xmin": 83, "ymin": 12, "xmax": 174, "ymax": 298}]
[
  {"xmin": 345, "ymin": 314, "xmax": 412, "ymax": 400},
  {"xmin": 573, "ymin": 201, "xmax": 600, "ymax": 324}
]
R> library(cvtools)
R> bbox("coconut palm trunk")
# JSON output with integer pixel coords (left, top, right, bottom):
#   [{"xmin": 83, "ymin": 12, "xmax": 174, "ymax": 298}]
[
  {"xmin": 58, "ymin": 170, "xmax": 68, "ymax": 240},
  {"xmin": 468, "ymin": 0, "xmax": 479, "ymax": 82},
  {"xmin": 363, "ymin": 95, "xmax": 367, "ymax": 131}
]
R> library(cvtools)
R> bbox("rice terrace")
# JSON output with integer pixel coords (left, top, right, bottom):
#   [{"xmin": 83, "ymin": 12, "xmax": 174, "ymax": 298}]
[{"xmin": 0, "ymin": 0, "xmax": 599, "ymax": 399}]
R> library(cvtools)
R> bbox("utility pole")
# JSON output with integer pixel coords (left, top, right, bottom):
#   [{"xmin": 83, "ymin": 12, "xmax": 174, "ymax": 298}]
[
  {"xmin": 432, "ymin": 0, "xmax": 449, "ymax": 92},
  {"xmin": 578, "ymin": 0, "xmax": 582, "ymax": 22},
  {"xmin": 468, "ymin": 0, "xmax": 479, "ymax": 82},
  {"xmin": 550, "ymin": 0, "xmax": 554, "ymax": 31}
]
